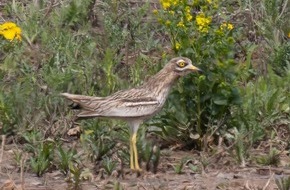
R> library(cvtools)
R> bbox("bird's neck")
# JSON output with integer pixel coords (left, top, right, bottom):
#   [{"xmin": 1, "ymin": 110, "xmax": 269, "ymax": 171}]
[{"xmin": 144, "ymin": 68, "xmax": 180, "ymax": 98}]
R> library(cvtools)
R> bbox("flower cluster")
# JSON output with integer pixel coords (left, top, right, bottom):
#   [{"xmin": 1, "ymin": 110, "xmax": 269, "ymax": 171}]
[
  {"xmin": 0, "ymin": 22, "xmax": 22, "ymax": 41},
  {"xmin": 157, "ymin": 0, "xmax": 234, "ymax": 52},
  {"xmin": 158, "ymin": 1, "xmax": 194, "ymax": 30},
  {"xmin": 184, "ymin": 6, "xmax": 192, "ymax": 22},
  {"xmin": 195, "ymin": 13, "xmax": 212, "ymax": 33},
  {"xmin": 220, "ymin": 23, "xmax": 234, "ymax": 31},
  {"xmin": 160, "ymin": 0, "xmax": 180, "ymax": 10}
]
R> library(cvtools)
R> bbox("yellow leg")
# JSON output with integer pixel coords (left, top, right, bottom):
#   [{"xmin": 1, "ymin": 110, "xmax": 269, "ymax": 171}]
[
  {"xmin": 129, "ymin": 135, "xmax": 135, "ymax": 170},
  {"xmin": 128, "ymin": 120, "xmax": 142, "ymax": 171},
  {"xmin": 132, "ymin": 133, "xmax": 142, "ymax": 171}
]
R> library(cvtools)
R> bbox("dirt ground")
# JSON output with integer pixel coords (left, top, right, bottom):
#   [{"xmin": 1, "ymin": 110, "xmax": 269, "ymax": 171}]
[{"xmin": 1, "ymin": 145, "xmax": 289, "ymax": 190}]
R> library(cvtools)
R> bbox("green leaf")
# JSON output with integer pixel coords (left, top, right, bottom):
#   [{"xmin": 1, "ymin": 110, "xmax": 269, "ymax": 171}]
[{"xmin": 213, "ymin": 99, "xmax": 228, "ymax": 105}]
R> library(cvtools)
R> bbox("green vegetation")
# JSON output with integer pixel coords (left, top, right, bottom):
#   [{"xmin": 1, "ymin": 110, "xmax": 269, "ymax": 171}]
[
  {"xmin": 0, "ymin": 0, "xmax": 289, "ymax": 187},
  {"xmin": 56, "ymin": 144, "xmax": 80, "ymax": 175},
  {"xmin": 256, "ymin": 148, "xmax": 280, "ymax": 166},
  {"xmin": 152, "ymin": 0, "xmax": 241, "ymax": 150},
  {"xmin": 276, "ymin": 176, "xmax": 290, "ymax": 190},
  {"xmin": 172, "ymin": 157, "xmax": 192, "ymax": 174}
]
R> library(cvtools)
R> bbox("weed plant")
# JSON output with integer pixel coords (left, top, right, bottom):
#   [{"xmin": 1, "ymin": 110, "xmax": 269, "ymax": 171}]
[
  {"xmin": 56, "ymin": 144, "xmax": 80, "ymax": 175},
  {"xmin": 0, "ymin": 0, "xmax": 159, "ymax": 180},
  {"xmin": 229, "ymin": 69, "xmax": 290, "ymax": 164},
  {"xmin": 152, "ymin": 0, "xmax": 241, "ymax": 150},
  {"xmin": 276, "ymin": 176, "xmax": 290, "ymax": 190},
  {"xmin": 151, "ymin": 0, "xmax": 289, "ymax": 155}
]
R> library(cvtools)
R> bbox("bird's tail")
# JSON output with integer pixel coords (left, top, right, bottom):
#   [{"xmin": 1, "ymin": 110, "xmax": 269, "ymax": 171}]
[
  {"xmin": 61, "ymin": 93, "xmax": 94, "ymax": 101},
  {"xmin": 61, "ymin": 93, "xmax": 104, "ymax": 118}
]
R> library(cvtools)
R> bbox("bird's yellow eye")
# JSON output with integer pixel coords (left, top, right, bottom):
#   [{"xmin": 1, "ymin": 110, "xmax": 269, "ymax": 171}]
[{"xmin": 178, "ymin": 61, "xmax": 186, "ymax": 68}]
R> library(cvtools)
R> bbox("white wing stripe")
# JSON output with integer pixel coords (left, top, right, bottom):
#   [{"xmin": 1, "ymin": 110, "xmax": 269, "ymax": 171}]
[{"xmin": 124, "ymin": 101, "xmax": 159, "ymax": 107}]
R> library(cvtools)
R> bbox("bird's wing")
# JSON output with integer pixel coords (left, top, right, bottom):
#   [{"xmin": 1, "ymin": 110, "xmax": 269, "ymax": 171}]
[
  {"xmin": 97, "ymin": 96, "xmax": 160, "ymax": 118},
  {"xmin": 61, "ymin": 92, "xmax": 161, "ymax": 118},
  {"xmin": 77, "ymin": 96, "xmax": 161, "ymax": 118}
]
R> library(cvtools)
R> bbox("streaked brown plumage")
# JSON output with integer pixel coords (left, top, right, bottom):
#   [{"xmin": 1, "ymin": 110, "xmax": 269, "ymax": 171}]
[{"xmin": 62, "ymin": 57, "xmax": 201, "ymax": 171}]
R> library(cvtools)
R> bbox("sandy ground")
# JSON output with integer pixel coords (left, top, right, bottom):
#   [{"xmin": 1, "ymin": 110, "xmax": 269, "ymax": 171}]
[{"xmin": 1, "ymin": 146, "xmax": 289, "ymax": 190}]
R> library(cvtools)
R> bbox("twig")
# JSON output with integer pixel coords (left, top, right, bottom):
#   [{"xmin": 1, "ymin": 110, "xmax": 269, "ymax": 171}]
[
  {"xmin": 0, "ymin": 135, "xmax": 6, "ymax": 173},
  {"xmin": 262, "ymin": 172, "xmax": 274, "ymax": 190},
  {"xmin": 43, "ymin": 0, "xmax": 56, "ymax": 20},
  {"xmin": 277, "ymin": 0, "xmax": 289, "ymax": 21},
  {"xmin": 20, "ymin": 154, "xmax": 27, "ymax": 190}
]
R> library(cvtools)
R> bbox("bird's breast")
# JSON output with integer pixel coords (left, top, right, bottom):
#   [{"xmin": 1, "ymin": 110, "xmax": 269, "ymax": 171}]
[{"xmin": 155, "ymin": 87, "xmax": 171, "ymax": 107}]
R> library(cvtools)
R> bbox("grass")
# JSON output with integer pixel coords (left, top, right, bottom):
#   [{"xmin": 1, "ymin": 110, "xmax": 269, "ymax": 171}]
[
  {"xmin": 276, "ymin": 176, "xmax": 290, "ymax": 190},
  {"xmin": 0, "ymin": 0, "xmax": 289, "ymax": 188}
]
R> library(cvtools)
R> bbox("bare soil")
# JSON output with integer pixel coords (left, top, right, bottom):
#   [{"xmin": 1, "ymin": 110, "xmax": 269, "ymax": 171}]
[{"xmin": 1, "ymin": 144, "xmax": 289, "ymax": 190}]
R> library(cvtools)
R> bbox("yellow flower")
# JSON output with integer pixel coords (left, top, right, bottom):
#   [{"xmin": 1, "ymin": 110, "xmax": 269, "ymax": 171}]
[
  {"xmin": 185, "ymin": 6, "xmax": 191, "ymax": 13},
  {"xmin": 165, "ymin": 20, "xmax": 171, "ymax": 26},
  {"xmin": 175, "ymin": 42, "xmax": 181, "ymax": 50},
  {"xmin": 160, "ymin": 0, "xmax": 171, "ymax": 9},
  {"xmin": 153, "ymin": 9, "xmax": 158, "ymax": 14},
  {"xmin": 185, "ymin": 6, "xmax": 192, "ymax": 21},
  {"xmin": 220, "ymin": 23, "xmax": 227, "ymax": 29},
  {"xmin": 220, "ymin": 23, "xmax": 234, "ymax": 31},
  {"xmin": 196, "ymin": 13, "xmax": 211, "ymax": 26},
  {"xmin": 0, "ymin": 22, "xmax": 22, "ymax": 41},
  {"xmin": 288, "ymin": 32, "xmax": 290, "ymax": 38},
  {"xmin": 177, "ymin": 21, "xmax": 185, "ymax": 28},
  {"xmin": 171, "ymin": 0, "xmax": 180, "ymax": 5},
  {"xmin": 227, "ymin": 23, "xmax": 234, "ymax": 30},
  {"xmin": 186, "ymin": 13, "xmax": 193, "ymax": 22},
  {"xmin": 195, "ymin": 13, "xmax": 212, "ymax": 33}
]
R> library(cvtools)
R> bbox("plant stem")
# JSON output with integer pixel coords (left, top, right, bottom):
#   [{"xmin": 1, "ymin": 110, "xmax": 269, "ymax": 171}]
[
  {"xmin": 0, "ymin": 135, "xmax": 5, "ymax": 173},
  {"xmin": 197, "ymin": 82, "xmax": 202, "ymax": 136}
]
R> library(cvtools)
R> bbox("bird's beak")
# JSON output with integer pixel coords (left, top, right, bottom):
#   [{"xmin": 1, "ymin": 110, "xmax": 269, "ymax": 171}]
[{"xmin": 188, "ymin": 65, "xmax": 203, "ymax": 73}]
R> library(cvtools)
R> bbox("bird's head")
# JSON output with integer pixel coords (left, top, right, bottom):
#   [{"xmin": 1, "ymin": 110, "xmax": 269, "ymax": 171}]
[{"xmin": 168, "ymin": 57, "xmax": 202, "ymax": 76}]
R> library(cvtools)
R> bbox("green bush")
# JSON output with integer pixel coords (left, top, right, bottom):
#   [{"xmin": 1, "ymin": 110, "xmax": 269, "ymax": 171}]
[
  {"xmin": 271, "ymin": 42, "xmax": 290, "ymax": 76},
  {"xmin": 30, "ymin": 141, "xmax": 55, "ymax": 176},
  {"xmin": 152, "ymin": 0, "xmax": 241, "ymax": 149},
  {"xmin": 225, "ymin": 67, "xmax": 289, "ymax": 164},
  {"xmin": 242, "ymin": 0, "xmax": 290, "ymax": 76}
]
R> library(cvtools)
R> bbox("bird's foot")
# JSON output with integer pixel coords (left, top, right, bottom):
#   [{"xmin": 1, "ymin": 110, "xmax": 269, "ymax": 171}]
[
  {"xmin": 130, "ymin": 166, "xmax": 142, "ymax": 173},
  {"xmin": 134, "ymin": 168, "xmax": 142, "ymax": 173}
]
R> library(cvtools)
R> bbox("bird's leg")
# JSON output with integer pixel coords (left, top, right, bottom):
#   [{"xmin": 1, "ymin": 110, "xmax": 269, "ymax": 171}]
[
  {"xmin": 128, "ymin": 120, "xmax": 142, "ymax": 171},
  {"xmin": 129, "ymin": 133, "xmax": 135, "ymax": 170},
  {"xmin": 132, "ymin": 132, "xmax": 141, "ymax": 171}
]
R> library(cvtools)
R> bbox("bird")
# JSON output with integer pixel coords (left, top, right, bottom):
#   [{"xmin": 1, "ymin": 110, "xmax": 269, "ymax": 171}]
[{"xmin": 61, "ymin": 57, "xmax": 202, "ymax": 171}]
